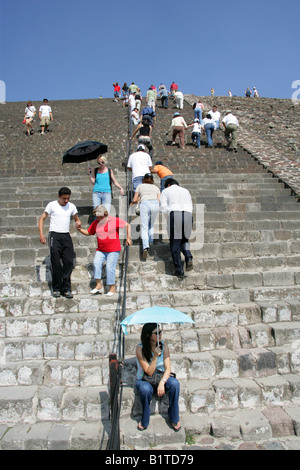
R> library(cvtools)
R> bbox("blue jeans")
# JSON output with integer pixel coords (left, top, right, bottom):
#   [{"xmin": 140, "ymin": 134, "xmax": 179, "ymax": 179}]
[
  {"xmin": 204, "ymin": 123, "xmax": 215, "ymax": 147},
  {"xmin": 194, "ymin": 108, "xmax": 202, "ymax": 123},
  {"xmin": 92, "ymin": 192, "xmax": 111, "ymax": 211},
  {"xmin": 161, "ymin": 96, "xmax": 168, "ymax": 108},
  {"xmin": 160, "ymin": 175, "xmax": 175, "ymax": 192},
  {"xmin": 140, "ymin": 200, "xmax": 159, "ymax": 250},
  {"xmin": 136, "ymin": 376, "xmax": 180, "ymax": 428},
  {"xmin": 192, "ymin": 132, "xmax": 201, "ymax": 148},
  {"xmin": 93, "ymin": 250, "xmax": 120, "ymax": 285},
  {"xmin": 132, "ymin": 176, "xmax": 144, "ymax": 192}
]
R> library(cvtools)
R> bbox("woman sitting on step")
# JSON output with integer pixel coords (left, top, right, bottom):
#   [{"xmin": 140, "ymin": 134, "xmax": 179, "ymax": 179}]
[
  {"xmin": 136, "ymin": 323, "xmax": 181, "ymax": 432},
  {"xmin": 76, "ymin": 205, "xmax": 131, "ymax": 296}
]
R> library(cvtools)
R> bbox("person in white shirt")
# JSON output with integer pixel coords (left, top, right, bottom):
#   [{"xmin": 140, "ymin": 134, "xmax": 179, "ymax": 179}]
[
  {"xmin": 186, "ymin": 118, "xmax": 202, "ymax": 148},
  {"xmin": 39, "ymin": 98, "xmax": 53, "ymax": 135},
  {"xmin": 127, "ymin": 144, "xmax": 153, "ymax": 191},
  {"xmin": 208, "ymin": 105, "xmax": 221, "ymax": 129},
  {"xmin": 38, "ymin": 187, "xmax": 81, "ymax": 298},
  {"xmin": 174, "ymin": 90, "xmax": 184, "ymax": 110},
  {"xmin": 130, "ymin": 173, "xmax": 160, "ymax": 259},
  {"xmin": 222, "ymin": 110, "xmax": 239, "ymax": 152},
  {"xmin": 129, "ymin": 92, "xmax": 136, "ymax": 112},
  {"xmin": 131, "ymin": 107, "xmax": 140, "ymax": 126},
  {"xmin": 167, "ymin": 112, "xmax": 188, "ymax": 149},
  {"xmin": 201, "ymin": 114, "xmax": 216, "ymax": 148},
  {"xmin": 24, "ymin": 100, "xmax": 36, "ymax": 136},
  {"xmin": 160, "ymin": 179, "xmax": 193, "ymax": 277}
]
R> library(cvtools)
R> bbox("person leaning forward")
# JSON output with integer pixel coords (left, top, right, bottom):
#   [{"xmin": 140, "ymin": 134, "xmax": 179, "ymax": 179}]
[
  {"xmin": 160, "ymin": 179, "xmax": 193, "ymax": 277},
  {"xmin": 222, "ymin": 110, "xmax": 239, "ymax": 152},
  {"xmin": 167, "ymin": 112, "xmax": 188, "ymax": 149},
  {"xmin": 38, "ymin": 187, "xmax": 81, "ymax": 299}
]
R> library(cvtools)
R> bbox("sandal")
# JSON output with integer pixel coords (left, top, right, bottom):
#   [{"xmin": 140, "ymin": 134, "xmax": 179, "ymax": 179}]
[
  {"xmin": 171, "ymin": 422, "xmax": 181, "ymax": 432},
  {"xmin": 137, "ymin": 422, "xmax": 147, "ymax": 431}
]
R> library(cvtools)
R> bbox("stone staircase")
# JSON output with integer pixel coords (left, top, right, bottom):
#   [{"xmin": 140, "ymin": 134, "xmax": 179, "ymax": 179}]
[
  {"xmin": 119, "ymin": 98, "xmax": 300, "ymax": 450},
  {"xmin": 0, "ymin": 96, "xmax": 300, "ymax": 450}
]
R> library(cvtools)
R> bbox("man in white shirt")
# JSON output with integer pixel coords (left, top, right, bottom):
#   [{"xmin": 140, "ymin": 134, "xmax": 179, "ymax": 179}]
[
  {"xmin": 174, "ymin": 90, "xmax": 184, "ymax": 110},
  {"xmin": 39, "ymin": 187, "xmax": 81, "ymax": 298},
  {"xmin": 131, "ymin": 107, "xmax": 140, "ymax": 126},
  {"xmin": 39, "ymin": 98, "xmax": 53, "ymax": 134},
  {"xmin": 160, "ymin": 179, "xmax": 193, "ymax": 277},
  {"xmin": 129, "ymin": 92, "xmax": 136, "ymax": 112},
  {"xmin": 222, "ymin": 110, "xmax": 239, "ymax": 152},
  {"xmin": 209, "ymin": 105, "xmax": 221, "ymax": 129},
  {"xmin": 127, "ymin": 144, "xmax": 153, "ymax": 191}
]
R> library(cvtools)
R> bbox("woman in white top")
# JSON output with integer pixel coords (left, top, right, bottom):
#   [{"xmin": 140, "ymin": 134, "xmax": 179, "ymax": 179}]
[
  {"xmin": 130, "ymin": 173, "xmax": 160, "ymax": 259},
  {"xmin": 24, "ymin": 100, "xmax": 36, "ymax": 136},
  {"xmin": 186, "ymin": 118, "xmax": 202, "ymax": 148},
  {"xmin": 167, "ymin": 112, "xmax": 188, "ymax": 149}
]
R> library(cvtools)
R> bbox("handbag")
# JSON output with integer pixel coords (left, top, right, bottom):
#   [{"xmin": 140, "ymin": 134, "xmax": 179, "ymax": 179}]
[
  {"xmin": 142, "ymin": 370, "xmax": 176, "ymax": 390},
  {"xmin": 142, "ymin": 369, "xmax": 163, "ymax": 390}
]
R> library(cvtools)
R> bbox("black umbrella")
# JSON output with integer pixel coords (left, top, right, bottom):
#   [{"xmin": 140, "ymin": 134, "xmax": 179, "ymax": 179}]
[{"xmin": 62, "ymin": 141, "xmax": 108, "ymax": 164}]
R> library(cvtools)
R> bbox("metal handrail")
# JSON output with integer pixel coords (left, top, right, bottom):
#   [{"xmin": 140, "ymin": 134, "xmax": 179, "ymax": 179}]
[{"xmin": 106, "ymin": 102, "xmax": 133, "ymax": 450}]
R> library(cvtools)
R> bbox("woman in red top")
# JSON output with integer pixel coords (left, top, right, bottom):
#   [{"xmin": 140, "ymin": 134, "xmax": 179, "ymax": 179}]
[{"xmin": 77, "ymin": 205, "xmax": 131, "ymax": 296}]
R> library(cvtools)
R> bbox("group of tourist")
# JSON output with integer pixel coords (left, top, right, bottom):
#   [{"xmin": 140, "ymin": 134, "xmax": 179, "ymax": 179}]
[
  {"xmin": 166, "ymin": 102, "xmax": 239, "ymax": 151},
  {"xmin": 245, "ymin": 86, "xmax": 260, "ymax": 98},
  {"xmin": 37, "ymin": 83, "xmax": 241, "ymax": 300},
  {"xmin": 37, "ymin": 80, "xmax": 245, "ymax": 433},
  {"xmin": 118, "ymin": 81, "xmax": 183, "ymax": 113},
  {"xmin": 23, "ymin": 98, "xmax": 53, "ymax": 136},
  {"xmin": 38, "ymin": 179, "xmax": 183, "ymax": 432},
  {"xmin": 123, "ymin": 82, "xmax": 240, "ymax": 151}
]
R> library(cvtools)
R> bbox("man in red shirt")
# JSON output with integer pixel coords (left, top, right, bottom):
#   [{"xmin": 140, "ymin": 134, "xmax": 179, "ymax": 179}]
[
  {"xmin": 113, "ymin": 83, "xmax": 121, "ymax": 102},
  {"xmin": 170, "ymin": 82, "xmax": 178, "ymax": 96}
]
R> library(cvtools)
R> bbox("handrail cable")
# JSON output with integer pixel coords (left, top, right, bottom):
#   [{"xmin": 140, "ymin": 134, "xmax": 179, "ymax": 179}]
[{"xmin": 106, "ymin": 102, "xmax": 133, "ymax": 450}]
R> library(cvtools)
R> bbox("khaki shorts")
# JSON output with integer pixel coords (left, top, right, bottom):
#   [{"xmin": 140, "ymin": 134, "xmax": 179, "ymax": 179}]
[{"xmin": 40, "ymin": 116, "xmax": 50, "ymax": 127}]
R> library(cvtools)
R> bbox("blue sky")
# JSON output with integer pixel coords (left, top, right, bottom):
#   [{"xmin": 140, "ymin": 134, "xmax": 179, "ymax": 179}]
[{"xmin": 1, "ymin": 0, "xmax": 299, "ymax": 102}]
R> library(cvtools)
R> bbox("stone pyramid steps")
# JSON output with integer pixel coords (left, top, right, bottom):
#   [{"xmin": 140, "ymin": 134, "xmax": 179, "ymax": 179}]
[
  {"xmin": 1, "ymin": 96, "xmax": 300, "ymax": 449},
  {"xmin": 117, "ymin": 100, "xmax": 300, "ymax": 448}
]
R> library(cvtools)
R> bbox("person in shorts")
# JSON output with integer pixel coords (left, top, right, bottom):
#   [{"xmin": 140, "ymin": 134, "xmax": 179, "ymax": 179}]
[{"xmin": 39, "ymin": 98, "xmax": 53, "ymax": 134}]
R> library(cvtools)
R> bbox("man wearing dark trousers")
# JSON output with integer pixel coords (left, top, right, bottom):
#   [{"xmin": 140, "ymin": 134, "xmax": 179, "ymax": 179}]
[
  {"xmin": 160, "ymin": 179, "xmax": 193, "ymax": 277},
  {"xmin": 39, "ymin": 187, "xmax": 81, "ymax": 298}
]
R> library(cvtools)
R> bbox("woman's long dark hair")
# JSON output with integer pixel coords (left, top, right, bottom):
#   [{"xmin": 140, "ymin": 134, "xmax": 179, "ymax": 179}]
[
  {"xmin": 140, "ymin": 323, "xmax": 158, "ymax": 363},
  {"xmin": 142, "ymin": 173, "xmax": 154, "ymax": 184}
]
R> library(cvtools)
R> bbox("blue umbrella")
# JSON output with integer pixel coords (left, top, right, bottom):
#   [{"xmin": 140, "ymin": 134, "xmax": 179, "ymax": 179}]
[{"xmin": 120, "ymin": 306, "xmax": 195, "ymax": 336}]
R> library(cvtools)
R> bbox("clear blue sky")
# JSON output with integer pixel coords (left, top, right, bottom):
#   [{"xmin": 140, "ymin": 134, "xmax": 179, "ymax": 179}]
[{"xmin": 1, "ymin": 0, "xmax": 299, "ymax": 102}]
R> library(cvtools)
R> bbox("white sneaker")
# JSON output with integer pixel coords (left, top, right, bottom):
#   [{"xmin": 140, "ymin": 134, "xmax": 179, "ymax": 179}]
[
  {"xmin": 91, "ymin": 288, "xmax": 103, "ymax": 295},
  {"xmin": 106, "ymin": 291, "xmax": 115, "ymax": 297}
]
